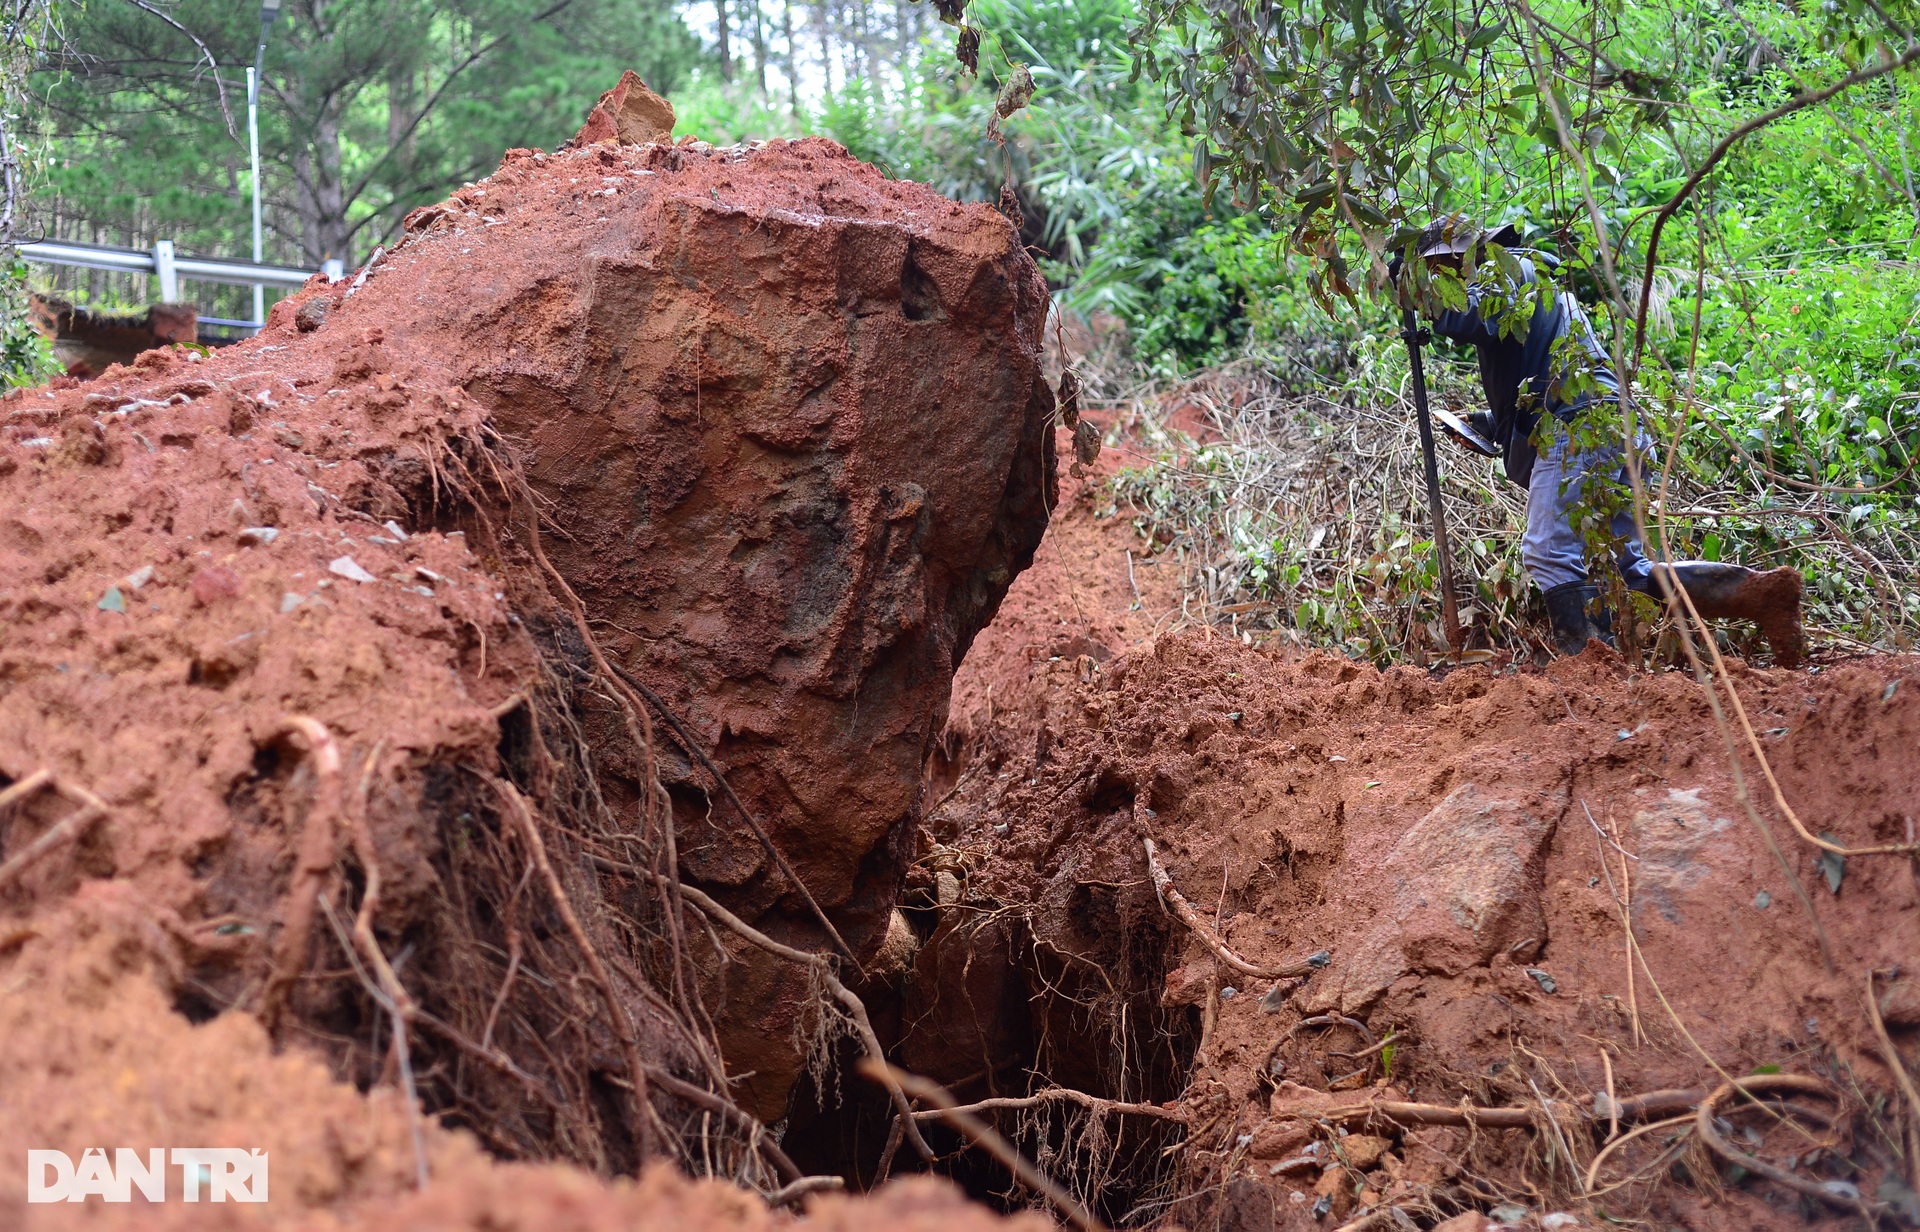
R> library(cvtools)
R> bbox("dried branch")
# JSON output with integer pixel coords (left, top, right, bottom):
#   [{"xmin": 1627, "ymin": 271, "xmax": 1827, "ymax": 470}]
[
  {"xmin": 117, "ymin": 0, "xmax": 234, "ymax": 138},
  {"xmin": 1632, "ymin": 43, "xmax": 1920, "ymax": 370}
]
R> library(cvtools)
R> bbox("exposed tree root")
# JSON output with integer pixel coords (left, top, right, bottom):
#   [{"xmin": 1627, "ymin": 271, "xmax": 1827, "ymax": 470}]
[
  {"xmin": 260, "ymin": 715, "xmax": 341, "ymax": 1032},
  {"xmin": 653, "ymin": 874, "xmax": 936, "ymax": 1164},
  {"xmin": 0, "ymin": 768, "xmax": 109, "ymax": 893},
  {"xmin": 487, "ymin": 774, "xmax": 664, "ymax": 1161},
  {"xmin": 1692, "ymin": 1075, "xmax": 1868, "ymax": 1216},
  {"xmin": 863, "ymin": 1059, "xmax": 1108, "ymax": 1232},
  {"xmin": 906, "ymin": 1088, "xmax": 1187, "ymax": 1124},
  {"xmin": 1139, "ymin": 828, "xmax": 1329, "ymax": 981},
  {"xmin": 1271, "ymin": 1087, "xmax": 1708, "ymax": 1132}
]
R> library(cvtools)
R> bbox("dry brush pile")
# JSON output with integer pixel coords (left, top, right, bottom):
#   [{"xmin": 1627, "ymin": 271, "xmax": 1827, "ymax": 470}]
[{"xmin": 1083, "ymin": 340, "xmax": 1918, "ymax": 670}]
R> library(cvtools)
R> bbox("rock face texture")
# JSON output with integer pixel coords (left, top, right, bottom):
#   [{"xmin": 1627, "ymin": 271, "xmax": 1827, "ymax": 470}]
[
  {"xmin": 0, "ymin": 116, "xmax": 1056, "ymax": 1183},
  {"xmin": 424, "ymin": 136, "xmax": 1057, "ymax": 1110},
  {"xmin": 463, "ymin": 142, "xmax": 1055, "ymax": 913},
  {"xmin": 1328, "ymin": 782, "xmax": 1563, "ymax": 1011}
]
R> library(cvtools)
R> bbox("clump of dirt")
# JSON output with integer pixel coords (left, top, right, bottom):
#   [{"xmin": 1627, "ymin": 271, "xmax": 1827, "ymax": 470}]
[
  {"xmin": 1, "ymin": 88, "xmax": 1053, "ymax": 1227},
  {"xmin": 905, "ymin": 420, "xmax": 1920, "ymax": 1228}
]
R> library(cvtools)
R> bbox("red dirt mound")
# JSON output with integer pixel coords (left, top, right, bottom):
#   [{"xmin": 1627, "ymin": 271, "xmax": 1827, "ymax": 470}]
[
  {"xmin": 1, "ymin": 113, "xmax": 1053, "ymax": 1225},
  {"xmin": 921, "ymin": 622, "xmax": 1920, "ymax": 1228}
]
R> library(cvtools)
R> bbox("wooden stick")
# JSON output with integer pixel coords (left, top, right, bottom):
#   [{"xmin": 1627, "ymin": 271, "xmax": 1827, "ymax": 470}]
[{"xmin": 861, "ymin": 1059, "xmax": 1107, "ymax": 1232}]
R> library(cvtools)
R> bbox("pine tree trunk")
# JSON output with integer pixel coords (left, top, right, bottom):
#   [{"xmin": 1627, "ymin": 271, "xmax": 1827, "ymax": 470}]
[
  {"xmin": 300, "ymin": 99, "xmax": 351, "ymax": 270},
  {"xmin": 716, "ymin": 0, "xmax": 734, "ymax": 82},
  {"xmin": 782, "ymin": 0, "xmax": 799, "ymax": 114},
  {"xmin": 817, "ymin": 0, "xmax": 833, "ymax": 101},
  {"xmin": 751, "ymin": 0, "xmax": 768, "ymax": 98}
]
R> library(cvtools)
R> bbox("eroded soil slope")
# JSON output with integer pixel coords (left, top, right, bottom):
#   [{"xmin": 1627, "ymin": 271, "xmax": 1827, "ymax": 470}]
[{"xmin": 910, "ymin": 416, "xmax": 1920, "ymax": 1229}]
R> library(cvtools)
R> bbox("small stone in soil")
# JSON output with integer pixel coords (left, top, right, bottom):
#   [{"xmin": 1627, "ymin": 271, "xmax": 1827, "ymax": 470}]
[{"xmin": 329, "ymin": 555, "xmax": 377, "ymax": 583}]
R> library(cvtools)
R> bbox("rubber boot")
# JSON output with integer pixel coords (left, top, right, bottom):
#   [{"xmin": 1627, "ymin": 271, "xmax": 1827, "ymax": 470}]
[
  {"xmin": 1639, "ymin": 562, "xmax": 1807, "ymax": 668},
  {"xmin": 1543, "ymin": 582, "xmax": 1614, "ymax": 657}
]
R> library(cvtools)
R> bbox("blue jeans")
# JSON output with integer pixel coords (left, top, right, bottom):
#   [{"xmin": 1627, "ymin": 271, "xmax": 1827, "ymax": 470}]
[{"xmin": 1523, "ymin": 427, "xmax": 1654, "ymax": 593}]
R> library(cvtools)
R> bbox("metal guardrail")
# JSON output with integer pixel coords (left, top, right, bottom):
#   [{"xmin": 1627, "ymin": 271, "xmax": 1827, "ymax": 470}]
[
  {"xmin": 17, "ymin": 238, "xmax": 342, "ymax": 332},
  {"xmin": 20, "ymin": 238, "xmax": 322, "ymax": 289}
]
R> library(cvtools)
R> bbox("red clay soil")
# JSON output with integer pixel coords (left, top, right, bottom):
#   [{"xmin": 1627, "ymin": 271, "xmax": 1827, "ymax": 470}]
[
  {"xmin": 0, "ymin": 82, "xmax": 1056, "ymax": 1229},
  {"xmin": 940, "ymin": 408, "xmax": 1184, "ymax": 784},
  {"xmin": 4, "ymin": 70, "xmax": 1918, "ymax": 1232},
  {"xmin": 915, "ymin": 434, "xmax": 1920, "ymax": 1229}
]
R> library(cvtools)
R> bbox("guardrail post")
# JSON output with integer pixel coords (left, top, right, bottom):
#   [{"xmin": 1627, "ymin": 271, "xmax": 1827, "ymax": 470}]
[{"xmin": 153, "ymin": 240, "xmax": 179, "ymax": 303}]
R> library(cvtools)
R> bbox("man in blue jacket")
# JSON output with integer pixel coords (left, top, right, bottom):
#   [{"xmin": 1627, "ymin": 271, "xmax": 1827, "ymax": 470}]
[{"xmin": 1398, "ymin": 217, "xmax": 1805, "ymax": 666}]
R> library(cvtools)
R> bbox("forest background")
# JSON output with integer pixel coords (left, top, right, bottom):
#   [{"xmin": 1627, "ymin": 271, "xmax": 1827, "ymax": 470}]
[{"xmin": 7, "ymin": 0, "xmax": 1919, "ymax": 663}]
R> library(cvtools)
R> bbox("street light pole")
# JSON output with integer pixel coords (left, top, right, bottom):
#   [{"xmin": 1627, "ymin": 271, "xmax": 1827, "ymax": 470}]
[
  {"xmin": 247, "ymin": 66, "xmax": 261, "ymax": 327},
  {"xmin": 249, "ymin": 0, "xmax": 282, "ymax": 330}
]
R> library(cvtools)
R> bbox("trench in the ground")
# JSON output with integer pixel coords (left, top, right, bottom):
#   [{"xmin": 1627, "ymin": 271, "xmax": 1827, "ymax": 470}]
[{"xmin": 778, "ymin": 799, "xmax": 1205, "ymax": 1221}]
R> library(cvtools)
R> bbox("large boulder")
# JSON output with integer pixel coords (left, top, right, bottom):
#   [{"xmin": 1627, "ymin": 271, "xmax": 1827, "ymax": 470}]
[{"xmin": 405, "ymin": 135, "xmax": 1057, "ymax": 1111}]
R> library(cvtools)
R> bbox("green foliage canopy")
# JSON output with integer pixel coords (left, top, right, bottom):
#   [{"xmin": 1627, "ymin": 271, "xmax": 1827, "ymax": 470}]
[
  {"xmin": 40, "ymin": 0, "xmax": 700, "ymax": 277},
  {"xmin": 1130, "ymin": 0, "xmax": 1920, "ymax": 314}
]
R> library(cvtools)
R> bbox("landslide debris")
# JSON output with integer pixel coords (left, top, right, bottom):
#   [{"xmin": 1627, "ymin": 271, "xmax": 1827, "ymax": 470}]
[
  {"xmin": 0, "ymin": 86, "xmax": 1053, "ymax": 1228},
  {"xmin": 913, "ymin": 601, "xmax": 1920, "ymax": 1229}
]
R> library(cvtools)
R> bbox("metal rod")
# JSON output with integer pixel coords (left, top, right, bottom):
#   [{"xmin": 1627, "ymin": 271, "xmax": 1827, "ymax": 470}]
[
  {"xmin": 18, "ymin": 240, "xmax": 316, "ymax": 288},
  {"xmin": 1402, "ymin": 309, "xmax": 1464, "ymax": 651},
  {"xmin": 248, "ymin": 65, "xmax": 263, "ymax": 328}
]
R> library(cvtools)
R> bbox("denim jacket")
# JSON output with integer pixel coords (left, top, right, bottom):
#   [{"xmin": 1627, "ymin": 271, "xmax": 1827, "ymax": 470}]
[{"xmin": 1428, "ymin": 256, "xmax": 1618, "ymax": 487}]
